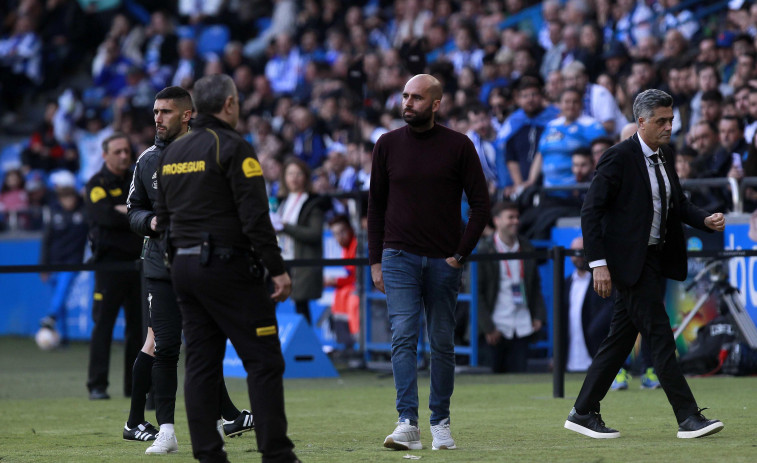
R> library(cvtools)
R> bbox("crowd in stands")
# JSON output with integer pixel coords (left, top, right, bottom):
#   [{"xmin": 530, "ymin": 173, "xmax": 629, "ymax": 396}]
[{"xmin": 2, "ymin": 0, "xmax": 757, "ymax": 234}]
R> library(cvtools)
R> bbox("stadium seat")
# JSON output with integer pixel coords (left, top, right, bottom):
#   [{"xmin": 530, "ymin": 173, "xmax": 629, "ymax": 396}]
[{"xmin": 196, "ymin": 25, "xmax": 230, "ymax": 57}]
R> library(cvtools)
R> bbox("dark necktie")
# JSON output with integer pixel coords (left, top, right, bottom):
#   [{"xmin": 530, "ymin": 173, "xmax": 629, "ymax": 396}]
[{"xmin": 651, "ymin": 152, "xmax": 667, "ymax": 249}]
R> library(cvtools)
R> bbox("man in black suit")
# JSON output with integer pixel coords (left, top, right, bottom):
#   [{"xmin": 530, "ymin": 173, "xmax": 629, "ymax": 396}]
[{"xmin": 563, "ymin": 89, "xmax": 726, "ymax": 439}]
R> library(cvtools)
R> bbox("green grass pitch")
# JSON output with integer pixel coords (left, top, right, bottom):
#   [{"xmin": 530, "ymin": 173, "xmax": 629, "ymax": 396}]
[{"xmin": 1, "ymin": 337, "xmax": 755, "ymax": 462}]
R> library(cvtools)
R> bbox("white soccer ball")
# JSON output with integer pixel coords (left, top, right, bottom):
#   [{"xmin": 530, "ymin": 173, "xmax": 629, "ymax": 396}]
[{"xmin": 35, "ymin": 327, "xmax": 61, "ymax": 351}]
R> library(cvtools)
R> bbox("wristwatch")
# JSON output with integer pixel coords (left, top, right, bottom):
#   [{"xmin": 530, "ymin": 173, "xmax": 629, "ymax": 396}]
[{"xmin": 453, "ymin": 253, "xmax": 465, "ymax": 265}]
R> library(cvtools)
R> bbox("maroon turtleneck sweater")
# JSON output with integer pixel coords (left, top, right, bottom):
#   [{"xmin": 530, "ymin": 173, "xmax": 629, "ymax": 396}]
[{"xmin": 367, "ymin": 123, "xmax": 490, "ymax": 265}]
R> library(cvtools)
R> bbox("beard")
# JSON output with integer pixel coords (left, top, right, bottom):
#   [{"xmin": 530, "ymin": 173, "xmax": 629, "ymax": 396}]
[{"xmin": 403, "ymin": 108, "xmax": 433, "ymax": 127}]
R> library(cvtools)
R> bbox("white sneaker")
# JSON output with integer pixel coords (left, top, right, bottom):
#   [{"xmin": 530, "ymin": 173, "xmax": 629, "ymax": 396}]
[
  {"xmin": 145, "ymin": 431, "xmax": 178, "ymax": 455},
  {"xmin": 430, "ymin": 418, "xmax": 457, "ymax": 450},
  {"xmin": 383, "ymin": 419, "xmax": 422, "ymax": 450}
]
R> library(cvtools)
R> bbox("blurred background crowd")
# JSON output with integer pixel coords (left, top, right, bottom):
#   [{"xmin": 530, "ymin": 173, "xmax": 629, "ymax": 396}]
[{"xmin": 1, "ymin": 0, "xmax": 756, "ymax": 234}]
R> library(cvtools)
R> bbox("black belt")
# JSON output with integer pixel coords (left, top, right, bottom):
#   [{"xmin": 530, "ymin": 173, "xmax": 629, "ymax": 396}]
[{"xmin": 175, "ymin": 245, "xmax": 248, "ymax": 256}]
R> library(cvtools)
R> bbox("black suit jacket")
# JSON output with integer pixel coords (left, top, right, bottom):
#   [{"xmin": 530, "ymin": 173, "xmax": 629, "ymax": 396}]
[
  {"xmin": 581, "ymin": 133, "xmax": 712, "ymax": 287},
  {"xmin": 560, "ymin": 273, "xmax": 613, "ymax": 367}
]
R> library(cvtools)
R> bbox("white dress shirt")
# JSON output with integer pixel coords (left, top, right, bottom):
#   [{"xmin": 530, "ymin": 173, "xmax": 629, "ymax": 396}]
[
  {"xmin": 589, "ymin": 134, "xmax": 671, "ymax": 269},
  {"xmin": 567, "ymin": 270, "xmax": 593, "ymax": 372}
]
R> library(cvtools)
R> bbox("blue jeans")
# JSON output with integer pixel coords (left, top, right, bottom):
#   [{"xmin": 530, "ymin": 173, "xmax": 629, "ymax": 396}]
[{"xmin": 381, "ymin": 248, "xmax": 462, "ymax": 425}]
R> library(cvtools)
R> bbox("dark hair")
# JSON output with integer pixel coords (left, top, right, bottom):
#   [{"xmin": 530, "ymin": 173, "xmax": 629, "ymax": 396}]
[
  {"xmin": 590, "ymin": 136, "xmax": 615, "ymax": 149},
  {"xmin": 155, "ymin": 86, "xmax": 193, "ymax": 112},
  {"xmin": 632, "ymin": 57, "xmax": 654, "ymax": 68},
  {"xmin": 101, "ymin": 131, "xmax": 130, "ymax": 153},
  {"xmin": 193, "ymin": 74, "xmax": 236, "ymax": 114},
  {"xmin": 701, "ymin": 89, "xmax": 723, "ymax": 104},
  {"xmin": 328, "ymin": 214, "xmax": 352, "ymax": 229},
  {"xmin": 514, "ymin": 74, "xmax": 544, "ymax": 93},
  {"xmin": 572, "ymin": 147, "xmax": 592, "ymax": 159},
  {"xmin": 720, "ymin": 114, "xmax": 745, "ymax": 132},
  {"xmin": 491, "ymin": 200, "xmax": 518, "ymax": 217}
]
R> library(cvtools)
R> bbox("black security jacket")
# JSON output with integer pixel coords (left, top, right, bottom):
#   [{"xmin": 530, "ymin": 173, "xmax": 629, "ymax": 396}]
[
  {"xmin": 155, "ymin": 114, "xmax": 285, "ymax": 277},
  {"xmin": 84, "ymin": 164, "xmax": 142, "ymax": 262}
]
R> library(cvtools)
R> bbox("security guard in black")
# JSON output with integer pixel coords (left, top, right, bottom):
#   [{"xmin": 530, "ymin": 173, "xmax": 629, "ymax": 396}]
[
  {"xmin": 84, "ymin": 132, "xmax": 142, "ymax": 399},
  {"xmin": 155, "ymin": 76, "xmax": 297, "ymax": 463}
]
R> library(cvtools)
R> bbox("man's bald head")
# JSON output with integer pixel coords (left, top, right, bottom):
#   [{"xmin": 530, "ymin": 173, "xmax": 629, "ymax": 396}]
[
  {"xmin": 620, "ymin": 122, "xmax": 637, "ymax": 140},
  {"xmin": 407, "ymin": 74, "xmax": 443, "ymax": 101},
  {"xmin": 570, "ymin": 236, "xmax": 584, "ymax": 250}
]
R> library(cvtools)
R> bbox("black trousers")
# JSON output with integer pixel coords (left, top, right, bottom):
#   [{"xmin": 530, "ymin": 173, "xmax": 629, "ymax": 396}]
[
  {"xmin": 87, "ymin": 268, "xmax": 142, "ymax": 395},
  {"xmin": 489, "ymin": 333, "xmax": 530, "ymax": 373},
  {"xmin": 171, "ymin": 253, "xmax": 296, "ymax": 463},
  {"xmin": 574, "ymin": 247, "xmax": 698, "ymax": 423},
  {"xmin": 146, "ymin": 277, "xmax": 183, "ymax": 425}
]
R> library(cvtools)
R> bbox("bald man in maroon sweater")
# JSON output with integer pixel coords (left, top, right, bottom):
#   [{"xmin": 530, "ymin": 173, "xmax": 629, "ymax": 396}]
[{"xmin": 368, "ymin": 74, "xmax": 489, "ymax": 451}]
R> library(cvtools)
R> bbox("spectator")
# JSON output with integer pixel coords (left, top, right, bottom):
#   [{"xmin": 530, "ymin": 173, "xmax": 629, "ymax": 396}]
[
  {"xmin": 265, "ymin": 33, "xmax": 303, "ymax": 96},
  {"xmin": 141, "ymin": 10, "xmax": 178, "ymax": 88},
  {"xmin": 541, "ymin": 24, "xmax": 579, "ymax": 82},
  {"xmin": 676, "ymin": 146, "xmax": 722, "ymax": 211},
  {"xmin": 325, "ymin": 143, "xmax": 356, "ymax": 192},
  {"xmin": 561, "ymin": 236, "xmax": 613, "ymax": 372},
  {"xmin": 697, "ymin": 115, "xmax": 747, "ymax": 179},
  {"xmin": 658, "ymin": 0, "xmax": 699, "ymax": 40},
  {"xmin": 38, "ymin": 170, "xmax": 88, "ymax": 343},
  {"xmin": 574, "ymin": 22, "xmax": 603, "ymax": 82},
  {"xmin": 613, "ymin": 0, "xmax": 654, "ymax": 49},
  {"xmin": 74, "ymin": 108, "xmax": 114, "ymax": 186},
  {"xmin": 562, "ymin": 61, "xmax": 627, "ymax": 136},
  {"xmin": 589, "ymin": 136, "xmax": 614, "ymax": 166},
  {"xmin": 520, "ymin": 146, "xmax": 597, "ymax": 240},
  {"xmin": 465, "ymin": 104, "xmax": 497, "ymax": 188},
  {"xmin": 635, "ymin": 36, "xmax": 662, "ymax": 63},
  {"xmin": 700, "ymin": 90, "xmax": 724, "ymax": 126},
  {"xmin": 527, "ymin": 87, "xmax": 606, "ymax": 195},
  {"xmin": 93, "ymin": 37, "xmax": 135, "ymax": 99},
  {"xmin": 733, "ymin": 85, "xmax": 751, "ymax": 123},
  {"xmin": 270, "ymin": 158, "xmax": 325, "ymax": 325},
  {"xmin": 477, "ymin": 200, "xmax": 546, "ymax": 373},
  {"xmin": 728, "ymin": 52, "xmax": 756, "ymax": 89},
  {"xmin": 170, "ymin": 37, "xmax": 203, "ymax": 88},
  {"xmin": 290, "ymin": 105, "xmax": 329, "ymax": 169},
  {"xmin": 716, "ymin": 31, "xmax": 737, "ymax": 84},
  {"xmin": 0, "ymin": 168, "xmax": 29, "ymax": 213},
  {"xmin": 601, "ymin": 41, "xmax": 630, "ymax": 83},
  {"xmin": 688, "ymin": 121, "xmax": 720, "ymax": 168},
  {"xmin": 696, "ymin": 37, "xmax": 718, "ymax": 65},
  {"xmin": 325, "ymin": 214, "xmax": 359, "ymax": 353},
  {"xmin": 497, "ymin": 76, "xmax": 560, "ymax": 193},
  {"xmin": 21, "ymin": 100, "xmax": 68, "ymax": 173},
  {"xmin": 0, "ymin": 13, "xmax": 42, "ymax": 112},
  {"xmin": 689, "ymin": 62, "xmax": 731, "ymax": 129}
]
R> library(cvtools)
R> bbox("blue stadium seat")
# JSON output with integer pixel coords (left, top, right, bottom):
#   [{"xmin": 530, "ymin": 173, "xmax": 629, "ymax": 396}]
[
  {"xmin": 0, "ymin": 142, "xmax": 25, "ymax": 170},
  {"xmin": 196, "ymin": 25, "xmax": 230, "ymax": 57},
  {"xmin": 176, "ymin": 25, "xmax": 196, "ymax": 40}
]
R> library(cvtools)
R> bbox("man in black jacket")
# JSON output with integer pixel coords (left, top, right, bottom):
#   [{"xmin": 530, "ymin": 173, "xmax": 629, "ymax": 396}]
[
  {"xmin": 477, "ymin": 200, "xmax": 546, "ymax": 373},
  {"xmin": 564, "ymin": 89, "xmax": 726, "ymax": 440},
  {"xmin": 125, "ymin": 87, "xmax": 253, "ymax": 452},
  {"xmin": 84, "ymin": 132, "xmax": 142, "ymax": 400},
  {"xmin": 155, "ymin": 74, "xmax": 299, "ymax": 463}
]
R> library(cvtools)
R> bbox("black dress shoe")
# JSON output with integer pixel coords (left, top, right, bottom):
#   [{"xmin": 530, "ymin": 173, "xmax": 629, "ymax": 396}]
[
  {"xmin": 677, "ymin": 408, "xmax": 723, "ymax": 438},
  {"xmin": 89, "ymin": 389, "xmax": 110, "ymax": 400},
  {"xmin": 564, "ymin": 407, "xmax": 620, "ymax": 438}
]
